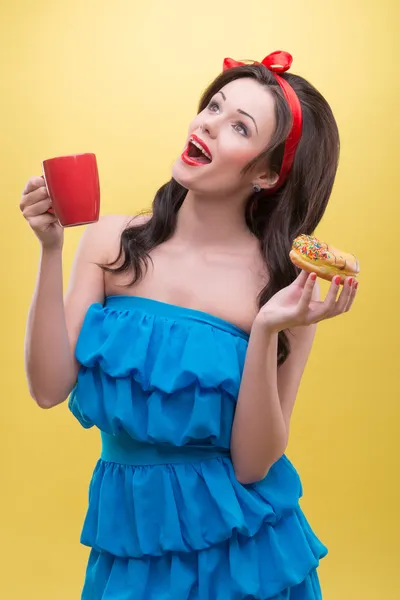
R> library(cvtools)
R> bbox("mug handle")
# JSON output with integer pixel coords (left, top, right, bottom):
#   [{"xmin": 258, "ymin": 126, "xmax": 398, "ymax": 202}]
[{"xmin": 40, "ymin": 175, "xmax": 54, "ymax": 214}]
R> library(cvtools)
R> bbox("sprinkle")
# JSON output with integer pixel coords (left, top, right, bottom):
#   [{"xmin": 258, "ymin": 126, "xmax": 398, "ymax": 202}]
[{"xmin": 292, "ymin": 234, "xmax": 329, "ymax": 261}]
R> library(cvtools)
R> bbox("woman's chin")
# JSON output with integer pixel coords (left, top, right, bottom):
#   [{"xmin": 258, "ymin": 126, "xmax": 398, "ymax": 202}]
[{"xmin": 171, "ymin": 158, "xmax": 193, "ymax": 188}]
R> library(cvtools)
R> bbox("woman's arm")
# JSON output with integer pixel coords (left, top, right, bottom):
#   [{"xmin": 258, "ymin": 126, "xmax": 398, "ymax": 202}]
[
  {"xmin": 230, "ymin": 282, "xmax": 320, "ymax": 484},
  {"xmin": 25, "ymin": 215, "xmax": 127, "ymax": 409},
  {"xmin": 230, "ymin": 269, "xmax": 356, "ymax": 484},
  {"xmin": 230, "ymin": 320, "xmax": 317, "ymax": 484}
]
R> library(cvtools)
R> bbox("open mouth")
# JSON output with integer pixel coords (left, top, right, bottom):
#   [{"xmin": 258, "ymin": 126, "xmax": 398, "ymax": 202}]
[{"xmin": 181, "ymin": 135, "xmax": 212, "ymax": 166}]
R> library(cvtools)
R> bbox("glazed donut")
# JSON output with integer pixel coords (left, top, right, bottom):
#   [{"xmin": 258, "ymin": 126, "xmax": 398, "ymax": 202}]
[{"xmin": 289, "ymin": 234, "xmax": 360, "ymax": 284}]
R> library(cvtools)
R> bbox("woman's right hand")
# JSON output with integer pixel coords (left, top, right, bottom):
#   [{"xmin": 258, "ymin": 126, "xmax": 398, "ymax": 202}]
[{"xmin": 20, "ymin": 177, "xmax": 64, "ymax": 250}]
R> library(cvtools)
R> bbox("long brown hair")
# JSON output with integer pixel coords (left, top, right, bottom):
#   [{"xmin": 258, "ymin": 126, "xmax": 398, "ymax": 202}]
[{"xmin": 101, "ymin": 64, "xmax": 340, "ymax": 365}]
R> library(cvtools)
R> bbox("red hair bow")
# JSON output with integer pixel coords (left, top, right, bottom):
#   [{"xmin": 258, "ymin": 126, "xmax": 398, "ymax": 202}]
[
  {"xmin": 223, "ymin": 51, "xmax": 293, "ymax": 73},
  {"xmin": 223, "ymin": 51, "xmax": 302, "ymax": 192}
]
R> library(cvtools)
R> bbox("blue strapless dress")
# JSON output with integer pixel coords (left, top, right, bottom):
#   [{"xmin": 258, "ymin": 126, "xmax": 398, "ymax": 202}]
[{"xmin": 69, "ymin": 295, "xmax": 327, "ymax": 599}]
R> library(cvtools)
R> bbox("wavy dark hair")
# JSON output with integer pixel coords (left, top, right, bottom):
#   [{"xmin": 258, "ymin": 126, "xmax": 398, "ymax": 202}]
[{"xmin": 101, "ymin": 64, "xmax": 340, "ymax": 365}]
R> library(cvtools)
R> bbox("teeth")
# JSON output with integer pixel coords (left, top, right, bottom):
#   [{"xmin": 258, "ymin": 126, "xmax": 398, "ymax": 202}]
[{"xmin": 190, "ymin": 138, "xmax": 212, "ymax": 161}]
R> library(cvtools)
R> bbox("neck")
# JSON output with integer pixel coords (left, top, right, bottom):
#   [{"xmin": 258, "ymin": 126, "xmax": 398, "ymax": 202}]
[{"xmin": 175, "ymin": 189, "xmax": 252, "ymax": 248}]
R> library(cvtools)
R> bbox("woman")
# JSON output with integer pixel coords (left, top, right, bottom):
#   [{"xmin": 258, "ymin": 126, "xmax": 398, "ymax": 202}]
[{"xmin": 20, "ymin": 51, "xmax": 357, "ymax": 599}]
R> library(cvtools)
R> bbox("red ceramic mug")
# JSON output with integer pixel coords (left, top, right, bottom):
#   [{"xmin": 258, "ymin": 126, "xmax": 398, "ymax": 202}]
[{"xmin": 42, "ymin": 153, "xmax": 100, "ymax": 227}]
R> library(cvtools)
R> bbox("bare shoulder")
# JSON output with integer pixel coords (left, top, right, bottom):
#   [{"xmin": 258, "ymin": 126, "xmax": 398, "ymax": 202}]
[
  {"xmin": 84, "ymin": 213, "xmax": 148, "ymax": 241},
  {"xmin": 81, "ymin": 213, "xmax": 151, "ymax": 262}
]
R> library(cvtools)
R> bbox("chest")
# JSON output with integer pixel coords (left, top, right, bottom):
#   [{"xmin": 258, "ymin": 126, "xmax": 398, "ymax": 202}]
[{"xmin": 105, "ymin": 242, "xmax": 266, "ymax": 333}]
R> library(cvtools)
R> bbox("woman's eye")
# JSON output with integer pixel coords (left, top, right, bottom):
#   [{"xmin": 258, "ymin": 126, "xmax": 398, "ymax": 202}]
[
  {"xmin": 208, "ymin": 101, "xmax": 220, "ymax": 112},
  {"xmin": 207, "ymin": 102, "xmax": 248, "ymax": 136},
  {"xmin": 234, "ymin": 122, "xmax": 248, "ymax": 136}
]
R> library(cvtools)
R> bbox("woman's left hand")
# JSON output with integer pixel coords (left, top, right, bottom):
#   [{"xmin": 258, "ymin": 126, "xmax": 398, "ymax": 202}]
[{"xmin": 256, "ymin": 270, "xmax": 358, "ymax": 333}]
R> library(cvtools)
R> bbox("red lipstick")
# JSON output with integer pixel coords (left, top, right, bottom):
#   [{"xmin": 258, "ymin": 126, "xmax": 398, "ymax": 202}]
[{"xmin": 181, "ymin": 134, "xmax": 213, "ymax": 167}]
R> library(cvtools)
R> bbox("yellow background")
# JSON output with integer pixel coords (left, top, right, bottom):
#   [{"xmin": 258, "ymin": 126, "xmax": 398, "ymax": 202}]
[{"xmin": 1, "ymin": 0, "xmax": 399, "ymax": 598}]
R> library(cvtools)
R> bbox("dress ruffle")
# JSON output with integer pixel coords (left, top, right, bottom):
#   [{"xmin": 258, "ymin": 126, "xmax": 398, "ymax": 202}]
[
  {"xmin": 82, "ymin": 546, "xmax": 323, "ymax": 600},
  {"xmin": 69, "ymin": 298, "xmax": 248, "ymax": 447},
  {"xmin": 81, "ymin": 452, "xmax": 309, "ymax": 557}
]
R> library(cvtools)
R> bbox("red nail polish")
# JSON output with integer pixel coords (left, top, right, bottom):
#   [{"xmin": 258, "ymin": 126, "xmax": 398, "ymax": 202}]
[
  {"xmin": 348, "ymin": 277, "xmax": 353, "ymax": 287},
  {"xmin": 334, "ymin": 276, "xmax": 341, "ymax": 285},
  {"xmin": 311, "ymin": 273, "xmax": 317, "ymax": 281},
  {"xmin": 355, "ymin": 281, "xmax": 359, "ymax": 289}
]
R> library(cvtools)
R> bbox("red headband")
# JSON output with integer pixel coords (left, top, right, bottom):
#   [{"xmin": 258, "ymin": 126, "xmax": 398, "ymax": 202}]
[{"xmin": 223, "ymin": 51, "xmax": 302, "ymax": 192}]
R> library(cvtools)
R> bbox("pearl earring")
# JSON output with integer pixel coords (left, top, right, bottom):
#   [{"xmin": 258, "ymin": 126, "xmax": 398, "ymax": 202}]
[{"xmin": 253, "ymin": 184, "xmax": 261, "ymax": 193}]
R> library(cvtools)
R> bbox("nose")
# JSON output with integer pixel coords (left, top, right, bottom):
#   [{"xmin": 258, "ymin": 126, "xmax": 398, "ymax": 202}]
[{"xmin": 200, "ymin": 117, "xmax": 218, "ymax": 139}]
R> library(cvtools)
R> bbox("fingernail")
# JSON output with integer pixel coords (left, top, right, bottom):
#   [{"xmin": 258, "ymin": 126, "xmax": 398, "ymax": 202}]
[
  {"xmin": 334, "ymin": 276, "xmax": 341, "ymax": 285},
  {"xmin": 311, "ymin": 273, "xmax": 317, "ymax": 281},
  {"xmin": 355, "ymin": 281, "xmax": 359, "ymax": 289},
  {"xmin": 348, "ymin": 277, "xmax": 353, "ymax": 287}
]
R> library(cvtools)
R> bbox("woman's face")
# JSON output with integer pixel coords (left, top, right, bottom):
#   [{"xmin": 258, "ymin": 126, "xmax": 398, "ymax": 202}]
[{"xmin": 172, "ymin": 77, "xmax": 277, "ymax": 197}]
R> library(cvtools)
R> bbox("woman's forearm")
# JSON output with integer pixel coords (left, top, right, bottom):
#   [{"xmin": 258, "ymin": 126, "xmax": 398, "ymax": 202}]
[
  {"xmin": 230, "ymin": 318, "xmax": 287, "ymax": 484},
  {"xmin": 25, "ymin": 247, "xmax": 77, "ymax": 408}
]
